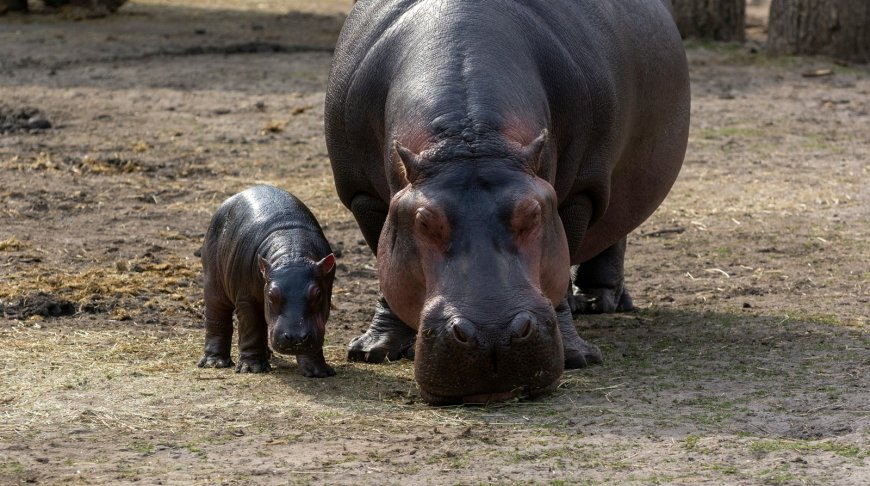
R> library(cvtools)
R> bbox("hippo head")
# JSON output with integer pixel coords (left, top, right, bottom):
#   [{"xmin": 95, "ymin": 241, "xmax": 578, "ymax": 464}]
[
  {"xmin": 258, "ymin": 254, "xmax": 336, "ymax": 355},
  {"xmin": 378, "ymin": 131, "xmax": 569, "ymax": 404}
]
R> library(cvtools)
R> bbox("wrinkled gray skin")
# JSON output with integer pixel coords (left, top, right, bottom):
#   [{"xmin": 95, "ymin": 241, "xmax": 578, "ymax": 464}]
[
  {"xmin": 325, "ymin": 0, "xmax": 689, "ymax": 403},
  {"xmin": 198, "ymin": 185, "xmax": 336, "ymax": 378}
]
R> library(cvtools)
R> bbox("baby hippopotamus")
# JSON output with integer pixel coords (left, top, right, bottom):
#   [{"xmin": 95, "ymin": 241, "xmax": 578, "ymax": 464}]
[{"xmin": 197, "ymin": 185, "xmax": 336, "ymax": 378}]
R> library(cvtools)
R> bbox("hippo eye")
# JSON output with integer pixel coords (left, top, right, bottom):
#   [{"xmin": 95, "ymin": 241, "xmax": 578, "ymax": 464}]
[
  {"xmin": 308, "ymin": 285, "xmax": 322, "ymax": 304},
  {"xmin": 267, "ymin": 286, "xmax": 282, "ymax": 308},
  {"xmin": 415, "ymin": 207, "xmax": 450, "ymax": 249},
  {"xmin": 512, "ymin": 199, "xmax": 542, "ymax": 238}
]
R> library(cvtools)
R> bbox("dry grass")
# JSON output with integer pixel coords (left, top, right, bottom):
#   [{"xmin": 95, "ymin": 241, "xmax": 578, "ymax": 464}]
[{"xmin": 1, "ymin": 1, "xmax": 868, "ymax": 483}]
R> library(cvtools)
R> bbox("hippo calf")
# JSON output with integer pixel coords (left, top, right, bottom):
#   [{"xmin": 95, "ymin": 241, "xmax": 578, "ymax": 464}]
[
  {"xmin": 326, "ymin": 0, "xmax": 690, "ymax": 403},
  {"xmin": 198, "ymin": 185, "xmax": 336, "ymax": 378}
]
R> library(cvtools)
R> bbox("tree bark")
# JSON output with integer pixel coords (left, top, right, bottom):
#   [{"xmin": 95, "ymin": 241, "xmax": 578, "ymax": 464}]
[
  {"xmin": 672, "ymin": 0, "xmax": 746, "ymax": 42},
  {"xmin": 768, "ymin": 0, "xmax": 870, "ymax": 63},
  {"xmin": 0, "ymin": 0, "xmax": 28, "ymax": 15}
]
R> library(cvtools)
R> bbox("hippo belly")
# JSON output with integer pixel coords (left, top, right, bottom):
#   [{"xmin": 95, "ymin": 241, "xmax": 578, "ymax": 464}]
[{"xmin": 325, "ymin": 0, "xmax": 690, "ymax": 403}]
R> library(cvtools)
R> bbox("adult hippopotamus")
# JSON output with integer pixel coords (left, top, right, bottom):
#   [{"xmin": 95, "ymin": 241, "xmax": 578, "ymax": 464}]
[
  {"xmin": 198, "ymin": 185, "xmax": 337, "ymax": 378},
  {"xmin": 325, "ymin": 0, "xmax": 689, "ymax": 404}
]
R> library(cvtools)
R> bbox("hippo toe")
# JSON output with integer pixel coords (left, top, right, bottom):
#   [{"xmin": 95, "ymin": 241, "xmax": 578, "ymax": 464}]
[
  {"xmin": 297, "ymin": 353, "xmax": 336, "ymax": 378},
  {"xmin": 235, "ymin": 357, "xmax": 272, "ymax": 373},
  {"xmin": 197, "ymin": 354, "xmax": 234, "ymax": 369},
  {"xmin": 347, "ymin": 297, "xmax": 416, "ymax": 363}
]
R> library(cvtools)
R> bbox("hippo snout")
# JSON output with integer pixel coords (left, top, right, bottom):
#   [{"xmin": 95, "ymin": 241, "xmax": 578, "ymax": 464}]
[
  {"xmin": 415, "ymin": 309, "xmax": 564, "ymax": 405},
  {"xmin": 447, "ymin": 312, "xmax": 538, "ymax": 348},
  {"xmin": 277, "ymin": 329, "xmax": 314, "ymax": 347},
  {"xmin": 270, "ymin": 321, "xmax": 320, "ymax": 354}
]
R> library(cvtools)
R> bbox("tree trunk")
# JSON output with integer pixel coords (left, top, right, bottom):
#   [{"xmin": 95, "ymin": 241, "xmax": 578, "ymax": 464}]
[
  {"xmin": 0, "ymin": 0, "xmax": 28, "ymax": 15},
  {"xmin": 672, "ymin": 0, "xmax": 746, "ymax": 42},
  {"xmin": 768, "ymin": 0, "xmax": 870, "ymax": 63}
]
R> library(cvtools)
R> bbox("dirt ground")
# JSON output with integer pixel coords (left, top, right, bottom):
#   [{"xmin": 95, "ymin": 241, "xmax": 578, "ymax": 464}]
[{"xmin": 1, "ymin": 1, "xmax": 867, "ymax": 484}]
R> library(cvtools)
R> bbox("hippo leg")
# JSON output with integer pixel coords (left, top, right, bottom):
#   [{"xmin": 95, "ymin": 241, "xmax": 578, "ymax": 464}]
[
  {"xmin": 198, "ymin": 301, "xmax": 235, "ymax": 369},
  {"xmin": 556, "ymin": 297, "xmax": 603, "ymax": 368},
  {"xmin": 235, "ymin": 299, "xmax": 272, "ymax": 373},
  {"xmin": 348, "ymin": 296, "xmax": 417, "ymax": 363},
  {"xmin": 350, "ymin": 193, "xmax": 388, "ymax": 254},
  {"xmin": 570, "ymin": 237, "xmax": 635, "ymax": 315},
  {"xmin": 296, "ymin": 350, "xmax": 336, "ymax": 378}
]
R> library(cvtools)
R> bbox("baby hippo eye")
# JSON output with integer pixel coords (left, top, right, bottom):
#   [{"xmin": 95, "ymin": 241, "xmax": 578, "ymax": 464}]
[
  {"xmin": 308, "ymin": 285, "xmax": 322, "ymax": 304},
  {"xmin": 267, "ymin": 286, "xmax": 282, "ymax": 308}
]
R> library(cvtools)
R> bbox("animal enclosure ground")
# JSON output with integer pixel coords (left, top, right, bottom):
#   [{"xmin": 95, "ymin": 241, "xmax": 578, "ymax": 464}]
[{"xmin": 1, "ymin": 1, "xmax": 868, "ymax": 484}]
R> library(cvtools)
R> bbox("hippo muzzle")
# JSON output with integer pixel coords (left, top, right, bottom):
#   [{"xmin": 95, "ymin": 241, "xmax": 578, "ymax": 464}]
[
  {"xmin": 412, "ymin": 298, "xmax": 565, "ymax": 405},
  {"xmin": 268, "ymin": 314, "xmax": 324, "ymax": 355}
]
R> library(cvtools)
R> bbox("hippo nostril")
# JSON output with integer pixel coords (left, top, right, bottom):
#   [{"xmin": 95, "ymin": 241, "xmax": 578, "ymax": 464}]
[
  {"xmin": 510, "ymin": 312, "xmax": 536, "ymax": 341},
  {"xmin": 518, "ymin": 320, "xmax": 532, "ymax": 338},
  {"xmin": 300, "ymin": 331, "xmax": 313, "ymax": 345},
  {"xmin": 281, "ymin": 331, "xmax": 309, "ymax": 347},
  {"xmin": 280, "ymin": 332, "xmax": 296, "ymax": 345},
  {"xmin": 448, "ymin": 317, "xmax": 476, "ymax": 346}
]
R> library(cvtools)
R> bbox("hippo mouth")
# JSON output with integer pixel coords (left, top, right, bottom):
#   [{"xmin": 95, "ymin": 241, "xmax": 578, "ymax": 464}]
[
  {"xmin": 269, "ymin": 343, "xmax": 319, "ymax": 355},
  {"xmin": 268, "ymin": 332, "xmax": 323, "ymax": 356},
  {"xmin": 413, "ymin": 306, "xmax": 565, "ymax": 405},
  {"xmin": 417, "ymin": 378, "xmax": 561, "ymax": 406}
]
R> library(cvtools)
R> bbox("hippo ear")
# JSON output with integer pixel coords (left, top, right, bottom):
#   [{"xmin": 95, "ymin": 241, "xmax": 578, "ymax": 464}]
[
  {"xmin": 520, "ymin": 129, "xmax": 548, "ymax": 173},
  {"xmin": 258, "ymin": 255, "xmax": 271, "ymax": 279},
  {"xmin": 316, "ymin": 253, "xmax": 336, "ymax": 276},
  {"xmin": 394, "ymin": 140, "xmax": 423, "ymax": 184}
]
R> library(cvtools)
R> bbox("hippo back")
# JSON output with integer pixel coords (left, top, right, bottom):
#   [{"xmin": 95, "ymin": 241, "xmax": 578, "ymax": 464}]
[{"xmin": 325, "ymin": 0, "xmax": 688, "ymax": 262}]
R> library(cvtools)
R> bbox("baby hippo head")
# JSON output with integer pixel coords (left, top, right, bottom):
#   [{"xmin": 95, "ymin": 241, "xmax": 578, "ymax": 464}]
[{"xmin": 258, "ymin": 254, "xmax": 336, "ymax": 355}]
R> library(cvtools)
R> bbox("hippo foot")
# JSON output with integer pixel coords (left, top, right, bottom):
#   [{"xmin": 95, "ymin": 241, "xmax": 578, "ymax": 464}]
[
  {"xmin": 564, "ymin": 339, "xmax": 603, "ymax": 369},
  {"xmin": 296, "ymin": 354, "xmax": 336, "ymax": 378},
  {"xmin": 197, "ymin": 354, "xmax": 234, "ymax": 369},
  {"xmin": 348, "ymin": 297, "xmax": 416, "ymax": 363},
  {"xmin": 556, "ymin": 297, "xmax": 603, "ymax": 369},
  {"xmin": 235, "ymin": 357, "xmax": 272, "ymax": 373},
  {"xmin": 570, "ymin": 286, "xmax": 634, "ymax": 315}
]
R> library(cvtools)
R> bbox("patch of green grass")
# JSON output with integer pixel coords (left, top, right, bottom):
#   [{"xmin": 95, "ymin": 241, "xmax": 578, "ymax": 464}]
[
  {"xmin": 757, "ymin": 463, "xmax": 799, "ymax": 485},
  {"xmin": 795, "ymin": 313, "xmax": 843, "ymax": 327},
  {"xmin": 184, "ymin": 442, "xmax": 205, "ymax": 457},
  {"xmin": 0, "ymin": 461, "xmax": 24, "ymax": 474},
  {"xmin": 118, "ymin": 468, "xmax": 140, "ymax": 480},
  {"xmin": 130, "ymin": 441, "xmax": 155, "ymax": 455},
  {"xmin": 426, "ymin": 450, "xmax": 471, "ymax": 469},
  {"xmin": 801, "ymin": 133, "xmax": 839, "ymax": 152},
  {"xmin": 707, "ymin": 463, "xmax": 738, "ymax": 475},
  {"xmin": 696, "ymin": 126, "xmax": 762, "ymax": 140},
  {"xmin": 683, "ymin": 434, "xmax": 701, "ymax": 451},
  {"xmin": 716, "ymin": 246, "xmax": 733, "ymax": 256},
  {"xmin": 749, "ymin": 439, "xmax": 868, "ymax": 458}
]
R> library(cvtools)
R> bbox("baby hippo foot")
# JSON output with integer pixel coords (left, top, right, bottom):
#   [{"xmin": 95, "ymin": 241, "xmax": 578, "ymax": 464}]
[
  {"xmin": 197, "ymin": 354, "xmax": 234, "ymax": 369},
  {"xmin": 570, "ymin": 285, "xmax": 634, "ymax": 315},
  {"xmin": 296, "ymin": 352, "xmax": 336, "ymax": 378},
  {"xmin": 348, "ymin": 297, "xmax": 416, "ymax": 363},
  {"xmin": 235, "ymin": 356, "xmax": 272, "ymax": 373},
  {"xmin": 556, "ymin": 298, "xmax": 603, "ymax": 368}
]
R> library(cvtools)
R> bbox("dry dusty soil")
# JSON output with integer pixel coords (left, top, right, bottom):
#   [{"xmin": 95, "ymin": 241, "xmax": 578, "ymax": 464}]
[{"xmin": 1, "ymin": 1, "xmax": 868, "ymax": 484}]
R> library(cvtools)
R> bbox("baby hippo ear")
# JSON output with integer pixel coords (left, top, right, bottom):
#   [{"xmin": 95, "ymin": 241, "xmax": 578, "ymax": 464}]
[
  {"xmin": 316, "ymin": 253, "xmax": 336, "ymax": 276},
  {"xmin": 258, "ymin": 255, "xmax": 271, "ymax": 279}
]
